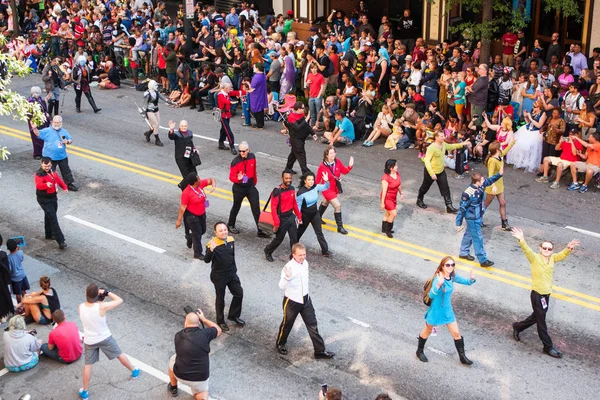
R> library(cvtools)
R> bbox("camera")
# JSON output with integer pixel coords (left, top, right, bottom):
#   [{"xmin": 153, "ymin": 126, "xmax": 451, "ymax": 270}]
[
  {"xmin": 28, "ymin": 329, "xmax": 37, "ymax": 336},
  {"xmin": 321, "ymin": 384, "xmax": 327, "ymax": 395},
  {"xmin": 98, "ymin": 288, "xmax": 110, "ymax": 301}
]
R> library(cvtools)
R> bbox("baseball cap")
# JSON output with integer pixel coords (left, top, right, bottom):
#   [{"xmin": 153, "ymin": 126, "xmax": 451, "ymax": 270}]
[
  {"xmin": 215, "ymin": 67, "xmax": 224, "ymax": 74},
  {"xmin": 533, "ymin": 48, "xmax": 542, "ymax": 53},
  {"xmin": 287, "ymin": 10, "xmax": 293, "ymax": 16},
  {"xmin": 541, "ymin": 65, "xmax": 549, "ymax": 71}
]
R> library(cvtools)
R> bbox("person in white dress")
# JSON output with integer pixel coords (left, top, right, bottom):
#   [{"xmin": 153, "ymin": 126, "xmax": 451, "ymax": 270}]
[{"xmin": 507, "ymin": 102, "xmax": 547, "ymax": 173}]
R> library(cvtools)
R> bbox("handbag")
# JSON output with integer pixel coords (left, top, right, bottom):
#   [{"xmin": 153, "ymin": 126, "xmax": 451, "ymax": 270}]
[
  {"xmin": 190, "ymin": 150, "xmax": 202, "ymax": 167},
  {"xmin": 258, "ymin": 189, "xmax": 281, "ymax": 232}
]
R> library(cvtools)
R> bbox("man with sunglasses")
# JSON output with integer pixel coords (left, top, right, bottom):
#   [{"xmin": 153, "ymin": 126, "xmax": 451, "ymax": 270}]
[{"xmin": 510, "ymin": 228, "xmax": 579, "ymax": 358}]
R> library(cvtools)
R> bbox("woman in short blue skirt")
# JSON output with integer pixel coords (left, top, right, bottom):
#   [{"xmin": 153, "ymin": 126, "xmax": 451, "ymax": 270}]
[{"xmin": 417, "ymin": 256, "xmax": 476, "ymax": 365}]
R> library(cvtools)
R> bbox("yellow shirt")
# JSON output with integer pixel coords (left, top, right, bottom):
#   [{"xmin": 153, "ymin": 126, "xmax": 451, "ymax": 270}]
[
  {"xmin": 518, "ymin": 239, "xmax": 571, "ymax": 294},
  {"xmin": 485, "ymin": 140, "xmax": 516, "ymax": 195},
  {"xmin": 424, "ymin": 142, "xmax": 464, "ymax": 175}
]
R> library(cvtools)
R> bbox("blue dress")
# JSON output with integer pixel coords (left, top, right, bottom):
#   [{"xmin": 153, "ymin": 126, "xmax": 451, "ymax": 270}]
[
  {"xmin": 424, "ymin": 275, "xmax": 475, "ymax": 325},
  {"xmin": 521, "ymin": 85, "xmax": 536, "ymax": 114}
]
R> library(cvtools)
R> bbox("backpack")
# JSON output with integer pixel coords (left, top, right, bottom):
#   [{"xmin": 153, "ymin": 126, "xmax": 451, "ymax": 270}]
[
  {"xmin": 423, "ymin": 276, "xmax": 435, "ymax": 306},
  {"xmin": 136, "ymin": 79, "xmax": 150, "ymax": 91}
]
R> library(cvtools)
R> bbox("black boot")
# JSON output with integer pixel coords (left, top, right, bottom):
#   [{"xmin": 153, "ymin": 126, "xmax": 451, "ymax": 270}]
[
  {"xmin": 76, "ymin": 107, "xmax": 81, "ymax": 113},
  {"xmin": 416, "ymin": 198, "xmax": 427, "ymax": 209},
  {"xmin": 230, "ymin": 145, "xmax": 238, "ymax": 155},
  {"xmin": 384, "ymin": 221, "xmax": 393, "ymax": 238},
  {"xmin": 48, "ymin": 100, "xmax": 55, "ymax": 116},
  {"xmin": 53, "ymin": 100, "xmax": 60, "ymax": 116},
  {"xmin": 454, "ymin": 336, "xmax": 473, "ymax": 365},
  {"xmin": 502, "ymin": 219, "xmax": 512, "ymax": 231},
  {"xmin": 381, "ymin": 221, "xmax": 386, "ymax": 233},
  {"xmin": 444, "ymin": 196, "xmax": 458, "ymax": 214},
  {"xmin": 155, "ymin": 135, "xmax": 164, "ymax": 147},
  {"xmin": 319, "ymin": 204, "xmax": 328, "ymax": 225},
  {"xmin": 416, "ymin": 336, "xmax": 428, "ymax": 362},
  {"xmin": 144, "ymin": 130, "xmax": 152, "ymax": 142},
  {"xmin": 334, "ymin": 212, "xmax": 348, "ymax": 235},
  {"xmin": 86, "ymin": 93, "xmax": 101, "ymax": 113}
]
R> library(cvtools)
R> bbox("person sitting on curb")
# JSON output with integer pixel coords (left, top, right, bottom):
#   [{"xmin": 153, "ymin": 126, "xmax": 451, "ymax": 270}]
[
  {"xmin": 41, "ymin": 309, "xmax": 83, "ymax": 363},
  {"xmin": 2, "ymin": 315, "xmax": 42, "ymax": 372}
]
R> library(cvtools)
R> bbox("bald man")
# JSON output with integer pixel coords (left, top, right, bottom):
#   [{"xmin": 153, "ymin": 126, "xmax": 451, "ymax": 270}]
[{"xmin": 168, "ymin": 309, "xmax": 222, "ymax": 399}]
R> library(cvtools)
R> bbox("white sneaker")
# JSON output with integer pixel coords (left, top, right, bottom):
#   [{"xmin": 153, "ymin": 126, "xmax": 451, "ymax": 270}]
[{"xmin": 550, "ymin": 181, "xmax": 560, "ymax": 189}]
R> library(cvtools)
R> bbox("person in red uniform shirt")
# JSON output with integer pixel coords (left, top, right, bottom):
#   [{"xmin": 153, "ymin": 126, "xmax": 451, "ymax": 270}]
[
  {"xmin": 176, "ymin": 172, "xmax": 217, "ymax": 260},
  {"xmin": 264, "ymin": 170, "xmax": 302, "ymax": 262},
  {"xmin": 217, "ymin": 82, "xmax": 245, "ymax": 155},
  {"xmin": 227, "ymin": 141, "xmax": 270, "ymax": 238},
  {"xmin": 380, "ymin": 159, "xmax": 404, "ymax": 238},
  {"xmin": 316, "ymin": 146, "xmax": 354, "ymax": 235},
  {"xmin": 35, "ymin": 157, "xmax": 68, "ymax": 249},
  {"xmin": 41, "ymin": 309, "xmax": 83, "ymax": 363},
  {"xmin": 285, "ymin": 102, "xmax": 318, "ymax": 174}
]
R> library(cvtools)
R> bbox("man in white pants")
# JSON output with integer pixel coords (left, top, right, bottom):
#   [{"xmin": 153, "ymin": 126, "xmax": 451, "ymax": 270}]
[{"xmin": 78, "ymin": 284, "xmax": 140, "ymax": 399}]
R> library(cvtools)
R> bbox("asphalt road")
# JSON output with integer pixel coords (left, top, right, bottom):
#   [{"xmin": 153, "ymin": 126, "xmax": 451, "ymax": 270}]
[{"xmin": 0, "ymin": 74, "xmax": 599, "ymax": 400}]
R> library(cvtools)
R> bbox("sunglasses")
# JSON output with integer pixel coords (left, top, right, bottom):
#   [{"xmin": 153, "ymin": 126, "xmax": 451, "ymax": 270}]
[
  {"xmin": 239, "ymin": 149, "xmax": 249, "ymax": 153},
  {"xmin": 444, "ymin": 263, "xmax": 455, "ymax": 267},
  {"xmin": 541, "ymin": 246, "xmax": 553, "ymax": 251}
]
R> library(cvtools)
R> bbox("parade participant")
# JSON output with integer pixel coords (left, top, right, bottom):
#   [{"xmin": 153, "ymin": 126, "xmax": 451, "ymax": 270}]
[
  {"xmin": 26, "ymin": 86, "xmax": 48, "ymax": 159},
  {"xmin": 168, "ymin": 120, "xmax": 200, "ymax": 190},
  {"xmin": 416, "ymin": 256, "xmax": 476, "ymax": 365},
  {"xmin": 264, "ymin": 170, "xmax": 302, "ymax": 262},
  {"xmin": 32, "ymin": 115, "xmax": 78, "ymax": 192},
  {"xmin": 456, "ymin": 169, "xmax": 504, "ymax": 267},
  {"xmin": 380, "ymin": 159, "xmax": 404, "ymax": 238},
  {"xmin": 510, "ymin": 228, "xmax": 579, "ymax": 358},
  {"xmin": 78, "ymin": 285, "xmax": 140, "ymax": 399},
  {"xmin": 34, "ymin": 157, "xmax": 68, "ymax": 249},
  {"xmin": 285, "ymin": 102, "xmax": 317, "ymax": 174},
  {"xmin": 227, "ymin": 142, "xmax": 270, "ymax": 238},
  {"xmin": 176, "ymin": 172, "xmax": 217, "ymax": 261},
  {"xmin": 416, "ymin": 130, "xmax": 468, "ymax": 213},
  {"xmin": 296, "ymin": 171, "xmax": 332, "ymax": 257},
  {"xmin": 483, "ymin": 141, "xmax": 516, "ymax": 230},
  {"xmin": 248, "ymin": 63, "xmax": 268, "ymax": 129},
  {"xmin": 168, "ymin": 309, "xmax": 221, "ymax": 399},
  {"xmin": 142, "ymin": 80, "xmax": 171, "ymax": 147},
  {"xmin": 204, "ymin": 222, "xmax": 245, "ymax": 332},
  {"xmin": 217, "ymin": 82, "xmax": 243, "ymax": 155},
  {"xmin": 72, "ymin": 56, "xmax": 101, "ymax": 114},
  {"xmin": 506, "ymin": 103, "xmax": 547, "ymax": 173},
  {"xmin": 20, "ymin": 276, "xmax": 60, "ymax": 325},
  {"xmin": 316, "ymin": 146, "xmax": 354, "ymax": 235},
  {"xmin": 41, "ymin": 309, "xmax": 83, "ymax": 364},
  {"xmin": 276, "ymin": 243, "xmax": 335, "ymax": 359}
]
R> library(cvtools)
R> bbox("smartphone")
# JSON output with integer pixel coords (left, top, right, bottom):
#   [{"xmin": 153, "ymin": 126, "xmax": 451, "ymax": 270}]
[{"xmin": 321, "ymin": 384, "xmax": 327, "ymax": 395}]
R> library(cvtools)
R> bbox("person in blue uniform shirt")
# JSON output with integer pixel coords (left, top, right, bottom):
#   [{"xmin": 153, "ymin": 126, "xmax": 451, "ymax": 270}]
[
  {"xmin": 296, "ymin": 171, "xmax": 331, "ymax": 257},
  {"xmin": 417, "ymin": 256, "xmax": 476, "ymax": 365},
  {"xmin": 455, "ymin": 167, "xmax": 504, "ymax": 267}
]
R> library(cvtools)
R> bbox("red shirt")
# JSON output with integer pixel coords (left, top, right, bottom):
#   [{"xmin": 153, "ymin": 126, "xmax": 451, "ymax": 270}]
[
  {"xmin": 317, "ymin": 159, "xmax": 353, "ymax": 199},
  {"xmin": 329, "ymin": 53, "xmax": 339, "ymax": 74},
  {"xmin": 307, "ymin": 72, "xmax": 325, "ymax": 99},
  {"xmin": 48, "ymin": 321, "xmax": 83, "ymax": 363},
  {"xmin": 229, "ymin": 153, "xmax": 258, "ymax": 185},
  {"xmin": 270, "ymin": 186, "xmax": 301, "ymax": 227},
  {"xmin": 217, "ymin": 90, "xmax": 244, "ymax": 119},
  {"xmin": 35, "ymin": 170, "xmax": 67, "ymax": 195},
  {"xmin": 559, "ymin": 140, "xmax": 583, "ymax": 162},
  {"xmin": 181, "ymin": 179, "xmax": 210, "ymax": 216},
  {"xmin": 502, "ymin": 33, "xmax": 518, "ymax": 55},
  {"xmin": 288, "ymin": 112, "xmax": 304, "ymax": 123}
]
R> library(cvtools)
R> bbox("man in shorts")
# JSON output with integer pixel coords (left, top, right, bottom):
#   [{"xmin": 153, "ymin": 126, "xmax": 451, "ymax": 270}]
[
  {"xmin": 536, "ymin": 129, "xmax": 583, "ymax": 188},
  {"xmin": 322, "ymin": 110, "xmax": 355, "ymax": 145},
  {"xmin": 168, "ymin": 308, "xmax": 222, "ymax": 398},
  {"xmin": 78, "ymin": 285, "xmax": 140, "ymax": 399},
  {"xmin": 568, "ymin": 131, "xmax": 600, "ymax": 193}
]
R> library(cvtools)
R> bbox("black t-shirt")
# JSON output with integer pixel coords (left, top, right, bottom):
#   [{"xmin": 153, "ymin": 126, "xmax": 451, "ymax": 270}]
[
  {"xmin": 389, "ymin": 72, "xmax": 402, "ymax": 89},
  {"xmin": 173, "ymin": 327, "xmax": 218, "ymax": 382},
  {"xmin": 319, "ymin": 55, "xmax": 331, "ymax": 77},
  {"xmin": 483, "ymin": 128, "xmax": 496, "ymax": 151}
]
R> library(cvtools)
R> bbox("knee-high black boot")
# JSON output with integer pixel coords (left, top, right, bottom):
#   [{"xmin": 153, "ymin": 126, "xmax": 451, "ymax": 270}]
[
  {"xmin": 334, "ymin": 212, "xmax": 348, "ymax": 235},
  {"xmin": 416, "ymin": 336, "xmax": 428, "ymax": 362},
  {"xmin": 319, "ymin": 203, "xmax": 328, "ymax": 225},
  {"xmin": 85, "ymin": 92, "xmax": 102, "ymax": 113},
  {"xmin": 48, "ymin": 100, "xmax": 55, "ymax": 116},
  {"xmin": 454, "ymin": 336, "xmax": 473, "ymax": 365},
  {"xmin": 444, "ymin": 195, "xmax": 458, "ymax": 214},
  {"xmin": 384, "ymin": 222, "xmax": 393, "ymax": 238}
]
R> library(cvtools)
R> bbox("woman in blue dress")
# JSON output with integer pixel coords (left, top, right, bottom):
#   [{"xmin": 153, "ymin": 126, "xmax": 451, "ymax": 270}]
[
  {"xmin": 520, "ymin": 73, "xmax": 540, "ymax": 115},
  {"xmin": 296, "ymin": 171, "xmax": 332, "ymax": 257},
  {"xmin": 417, "ymin": 256, "xmax": 476, "ymax": 365}
]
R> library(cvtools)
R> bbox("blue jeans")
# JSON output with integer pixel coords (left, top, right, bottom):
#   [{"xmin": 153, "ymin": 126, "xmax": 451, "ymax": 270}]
[
  {"xmin": 242, "ymin": 98, "xmax": 251, "ymax": 124},
  {"xmin": 460, "ymin": 219, "xmax": 488, "ymax": 263},
  {"xmin": 308, "ymin": 97, "xmax": 322, "ymax": 127},
  {"xmin": 41, "ymin": 343, "xmax": 67, "ymax": 363},
  {"xmin": 167, "ymin": 72, "xmax": 178, "ymax": 91}
]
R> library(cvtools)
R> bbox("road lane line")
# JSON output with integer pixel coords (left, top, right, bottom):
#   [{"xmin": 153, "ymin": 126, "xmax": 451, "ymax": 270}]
[
  {"xmin": 2, "ymin": 126, "xmax": 599, "ymax": 310},
  {"xmin": 64, "ymin": 215, "xmax": 166, "ymax": 253},
  {"xmin": 566, "ymin": 226, "xmax": 600, "ymax": 239},
  {"xmin": 427, "ymin": 347, "xmax": 450, "ymax": 357},
  {"xmin": 0, "ymin": 368, "xmax": 8, "ymax": 377},
  {"xmin": 347, "ymin": 317, "xmax": 371, "ymax": 328}
]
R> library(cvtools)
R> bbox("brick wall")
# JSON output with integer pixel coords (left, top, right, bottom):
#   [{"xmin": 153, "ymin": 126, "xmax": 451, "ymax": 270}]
[{"xmin": 330, "ymin": 0, "xmax": 359, "ymax": 18}]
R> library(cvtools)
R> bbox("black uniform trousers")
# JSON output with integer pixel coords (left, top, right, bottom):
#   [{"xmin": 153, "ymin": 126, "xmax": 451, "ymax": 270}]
[
  {"xmin": 286, "ymin": 140, "xmax": 310, "ymax": 174},
  {"xmin": 264, "ymin": 212, "xmax": 298, "ymax": 256},
  {"xmin": 184, "ymin": 211, "xmax": 206, "ymax": 258},
  {"xmin": 228, "ymin": 184, "xmax": 261, "ymax": 228},
  {"xmin": 253, "ymin": 109, "xmax": 265, "ymax": 128},
  {"xmin": 51, "ymin": 158, "xmax": 74, "ymax": 186},
  {"xmin": 297, "ymin": 205, "xmax": 328, "ymax": 253},
  {"xmin": 513, "ymin": 290, "xmax": 553, "ymax": 350},
  {"xmin": 212, "ymin": 274, "xmax": 243, "ymax": 324},
  {"xmin": 276, "ymin": 294, "xmax": 325, "ymax": 352},
  {"xmin": 417, "ymin": 168, "xmax": 450, "ymax": 200},
  {"xmin": 219, "ymin": 118, "xmax": 235, "ymax": 146},
  {"xmin": 175, "ymin": 157, "xmax": 197, "ymax": 190},
  {"xmin": 37, "ymin": 196, "xmax": 65, "ymax": 244}
]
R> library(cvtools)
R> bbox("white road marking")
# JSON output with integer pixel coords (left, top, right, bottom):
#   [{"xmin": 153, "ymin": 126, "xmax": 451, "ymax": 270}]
[
  {"xmin": 427, "ymin": 347, "xmax": 450, "ymax": 357},
  {"xmin": 193, "ymin": 134, "xmax": 236, "ymax": 147},
  {"xmin": 565, "ymin": 226, "xmax": 600, "ymax": 239},
  {"xmin": 125, "ymin": 354, "xmax": 196, "ymax": 398},
  {"xmin": 347, "ymin": 317, "xmax": 371, "ymax": 328},
  {"xmin": 0, "ymin": 368, "xmax": 8, "ymax": 377},
  {"xmin": 64, "ymin": 215, "xmax": 166, "ymax": 254}
]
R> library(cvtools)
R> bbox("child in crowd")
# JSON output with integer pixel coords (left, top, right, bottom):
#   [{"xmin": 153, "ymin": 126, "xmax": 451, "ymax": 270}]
[{"xmin": 6, "ymin": 239, "xmax": 29, "ymax": 304}]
